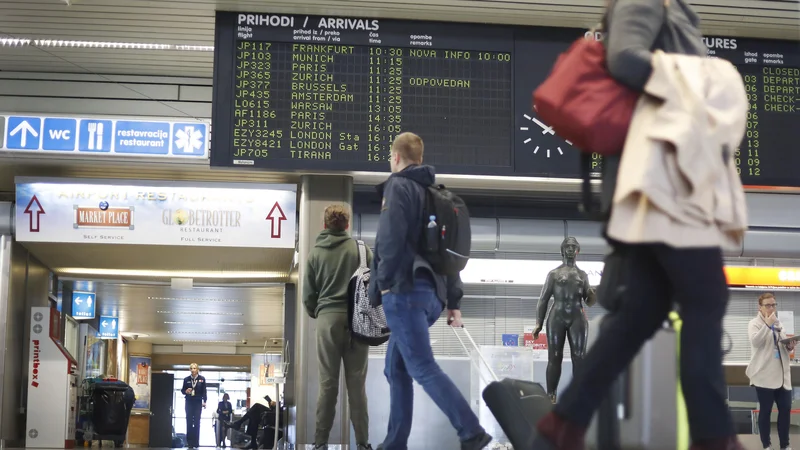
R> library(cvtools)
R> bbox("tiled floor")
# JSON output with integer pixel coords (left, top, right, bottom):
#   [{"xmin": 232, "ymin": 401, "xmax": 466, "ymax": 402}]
[
  {"xmin": 10, "ymin": 436, "xmax": 800, "ymax": 449},
  {"xmin": 740, "ymin": 433, "xmax": 800, "ymax": 449}
]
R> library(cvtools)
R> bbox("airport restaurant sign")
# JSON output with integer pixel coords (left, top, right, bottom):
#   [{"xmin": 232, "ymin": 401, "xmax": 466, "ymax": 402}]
[{"xmin": 14, "ymin": 177, "xmax": 296, "ymax": 248}]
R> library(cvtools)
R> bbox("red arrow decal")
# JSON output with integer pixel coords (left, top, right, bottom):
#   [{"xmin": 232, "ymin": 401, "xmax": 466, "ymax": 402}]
[
  {"xmin": 266, "ymin": 202, "xmax": 287, "ymax": 239},
  {"xmin": 24, "ymin": 195, "xmax": 45, "ymax": 233}
]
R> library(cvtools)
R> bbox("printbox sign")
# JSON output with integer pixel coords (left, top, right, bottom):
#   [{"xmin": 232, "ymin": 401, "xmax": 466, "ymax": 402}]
[{"xmin": 14, "ymin": 177, "xmax": 297, "ymax": 249}]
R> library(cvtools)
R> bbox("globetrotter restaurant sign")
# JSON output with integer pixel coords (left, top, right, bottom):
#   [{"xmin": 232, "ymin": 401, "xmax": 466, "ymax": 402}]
[{"xmin": 14, "ymin": 177, "xmax": 297, "ymax": 248}]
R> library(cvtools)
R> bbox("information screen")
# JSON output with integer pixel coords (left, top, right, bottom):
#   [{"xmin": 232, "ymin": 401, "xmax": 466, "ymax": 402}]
[
  {"xmin": 212, "ymin": 12, "xmax": 800, "ymax": 187},
  {"xmin": 707, "ymin": 37, "xmax": 800, "ymax": 188}
]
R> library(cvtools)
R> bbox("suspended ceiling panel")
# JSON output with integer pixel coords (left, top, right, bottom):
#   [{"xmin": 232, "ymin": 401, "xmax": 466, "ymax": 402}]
[
  {"xmin": 23, "ymin": 242, "xmax": 295, "ymax": 283},
  {"xmin": 93, "ymin": 282, "xmax": 286, "ymax": 346},
  {"xmin": 0, "ymin": 0, "xmax": 797, "ymax": 78}
]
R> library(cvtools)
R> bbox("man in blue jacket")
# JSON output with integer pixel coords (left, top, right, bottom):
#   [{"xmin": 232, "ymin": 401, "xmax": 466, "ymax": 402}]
[{"xmin": 369, "ymin": 132, "xmax": 491, "ymax": 450}]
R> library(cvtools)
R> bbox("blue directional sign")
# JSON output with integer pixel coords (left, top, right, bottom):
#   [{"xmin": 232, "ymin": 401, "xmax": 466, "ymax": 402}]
[
  {"xmin": 98, "ymin": 316, "xmax": 119, "ymax": 339},
  {"xmin": 502, "ymin": 334, "xmax": 519, "ymax": 347},
  {"xmin": 78, "ymin": 119, "xmax": 112, "ymax": 152},
  {"xmin": 115, "ymin": 121, "xmax": 171, "ymax": 155},
  {"xmin": 73, "ymin": 280, "xmax": 96, "ymax": 292},
  {"xmin": 172, "ymin": 123, "xmax": 208, "ymax": 156},
  {"xmin": 1, "ymin": 115, "xmax": 208, "ymax": 159},
  {"xmin": 6, "ymin": 116, "xmax": 42, "ymax": 150},
  {"xmin": 42, "ymin": 118, "xmax": 77, "ymax": 151},
  {"xmin": 72, "ymin": 291, "xmax": 96, "ymax": 319}
]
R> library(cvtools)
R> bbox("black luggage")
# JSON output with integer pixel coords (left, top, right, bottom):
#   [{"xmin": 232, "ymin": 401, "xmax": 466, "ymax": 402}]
[
  {"xmin": 91, "ymin": 380, "xmax": 135, "ymax": 436},
  {"xmin": 452, "ymin": 326, "xmax": 552, "ymax": 449},
  {"xmin": 483, "ymin": 379, "xmax": 551, "ymax": 449}
]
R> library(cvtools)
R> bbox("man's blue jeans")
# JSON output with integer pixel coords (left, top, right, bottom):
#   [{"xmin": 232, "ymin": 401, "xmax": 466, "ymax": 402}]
[{"xmin": 381, "ymin": 279, "xmax": 484, "ymax": 450}]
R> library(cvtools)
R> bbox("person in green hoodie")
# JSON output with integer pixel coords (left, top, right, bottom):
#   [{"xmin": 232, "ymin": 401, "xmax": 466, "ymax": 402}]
[{"xmin": 303, "ymin": 204, "xmax": 373, "ymax": 450}]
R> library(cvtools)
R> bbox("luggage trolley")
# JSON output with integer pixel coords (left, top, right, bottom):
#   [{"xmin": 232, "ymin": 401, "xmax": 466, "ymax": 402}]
[{"xmin": 76, "ymin": 378, "xmax": 135, "ymax": 447}]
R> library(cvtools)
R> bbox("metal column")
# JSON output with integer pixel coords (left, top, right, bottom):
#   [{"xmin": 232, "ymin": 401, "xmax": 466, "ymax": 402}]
[
  {"xmin": 0, "ymin": 202, "xmax": 14, "ymax": 449},
  {"xmin": 294, "ymin": 175, "xmax": 353, "ymax": 447}
]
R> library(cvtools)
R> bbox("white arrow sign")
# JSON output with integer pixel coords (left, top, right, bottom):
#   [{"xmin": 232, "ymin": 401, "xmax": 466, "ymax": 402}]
[
  {"xmin": 101, "ymin": 320, "xmax": 108, "ymax": 328},
  {"xmin": 10, "ymin": 120, "xmax": 38, "ymax": 147},
  {"xmin": 74, "ymin": 296, "xmax": 83, "ymax": 305}
]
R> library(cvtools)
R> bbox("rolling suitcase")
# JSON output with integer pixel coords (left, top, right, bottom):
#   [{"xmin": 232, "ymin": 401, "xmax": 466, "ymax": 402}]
[
  {"xmin": 452, "ymin": 326, "xmax": 552, "ymax": 449},
  {"xmin": 585, "ymin": 313, "xmax": 679, "ymax": 450}
]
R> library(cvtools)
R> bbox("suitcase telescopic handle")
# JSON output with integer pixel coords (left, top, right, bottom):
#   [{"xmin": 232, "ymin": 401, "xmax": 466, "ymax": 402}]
[{"xmin": 451, "ymin": 325, "xmax": 500, "ymax": 383}]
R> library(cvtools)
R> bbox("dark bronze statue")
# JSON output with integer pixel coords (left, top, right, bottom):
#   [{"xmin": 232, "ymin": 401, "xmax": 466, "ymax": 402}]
[{"xmin": 532, "ymin": 237, "xmax": 596, "ymax": 403}]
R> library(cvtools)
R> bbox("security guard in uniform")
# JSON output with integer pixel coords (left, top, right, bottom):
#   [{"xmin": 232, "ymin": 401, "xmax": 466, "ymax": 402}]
[{"xmin": 182, "ymin": 363, "xmax": 207, "ymax": 449}]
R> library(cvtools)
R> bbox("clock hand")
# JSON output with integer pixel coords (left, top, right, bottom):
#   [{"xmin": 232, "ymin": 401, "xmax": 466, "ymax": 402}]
[{"xmin": 532, "ymin": 117, "xmax": 555, "ymax": 135}]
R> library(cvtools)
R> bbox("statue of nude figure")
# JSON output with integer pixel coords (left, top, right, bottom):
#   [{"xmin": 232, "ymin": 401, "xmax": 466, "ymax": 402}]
[{"xmin": 532, "ymin": 237, "xmax": 596, "ymax": 403}]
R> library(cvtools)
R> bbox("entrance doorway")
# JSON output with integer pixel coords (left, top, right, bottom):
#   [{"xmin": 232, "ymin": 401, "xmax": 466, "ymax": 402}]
[{"xmin": 170, "ymin": 371, "xmax": 250, "ymax": 447}]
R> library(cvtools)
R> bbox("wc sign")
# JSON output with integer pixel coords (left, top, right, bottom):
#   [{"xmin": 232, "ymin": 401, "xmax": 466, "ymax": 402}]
[{"xmin": 41, "ymin": 118, "xmax": 76, "ymax": 150}]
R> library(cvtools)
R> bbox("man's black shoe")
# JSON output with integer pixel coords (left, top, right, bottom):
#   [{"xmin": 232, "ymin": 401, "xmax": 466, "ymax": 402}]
[{"xmin": 462, "ymin": 432, "xmax": 492, "ymax": 450}]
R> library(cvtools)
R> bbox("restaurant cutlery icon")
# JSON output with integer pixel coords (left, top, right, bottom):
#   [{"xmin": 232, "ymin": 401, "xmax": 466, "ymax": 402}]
[
  {"xmin": 86, "ymin": 122, "xmax": 105, "ymax": 150},
  {"xmin": 95, "ymin": 122, "xmax": 104, "ymax": 150},
  {"xmin": 87, "ymin": 122, "xmax": 96, "ymax": 150}
]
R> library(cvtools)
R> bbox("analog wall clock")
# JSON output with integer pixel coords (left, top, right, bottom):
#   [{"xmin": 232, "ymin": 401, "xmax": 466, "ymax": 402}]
[{"xmin": 519, "ymin": 108, "xmax": 573, "ymax": 158}]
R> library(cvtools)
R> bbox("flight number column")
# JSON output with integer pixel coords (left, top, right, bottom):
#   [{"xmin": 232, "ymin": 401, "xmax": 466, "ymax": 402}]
[
  {"xmin": 367, "ymin": 47, "xmax": 404, "ymax": 163},
  {"xmin": 233, "ymin": 41, "xmax": 280, "ymax": 161},
  {"xmin": 738, "ymin": 73, "xmax": 760, "ymax": 178}
]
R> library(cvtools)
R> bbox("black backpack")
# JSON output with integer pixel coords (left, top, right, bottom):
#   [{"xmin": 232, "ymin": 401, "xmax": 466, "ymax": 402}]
[
  {"xmin": 347, "ymin": 239, "xmax": 390, "ymax": 346},
  {"xmin": 418, "ymin": 184, "xmax": 471, "ymax": 275}
]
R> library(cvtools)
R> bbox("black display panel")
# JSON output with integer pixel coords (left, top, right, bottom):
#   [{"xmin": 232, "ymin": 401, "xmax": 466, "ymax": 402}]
[
  {"xmin": 212, "ymin": 12, "xmax": 799, "ymax": 186},
  {"xmin": 705, "ymin": 37, "xmax": 800, "ymax": 188}
]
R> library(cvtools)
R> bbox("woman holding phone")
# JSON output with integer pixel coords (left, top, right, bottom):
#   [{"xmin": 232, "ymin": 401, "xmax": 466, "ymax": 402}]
[{"xmin": 747, "ymin": 293, "xmax": 795, "ymax": 450}]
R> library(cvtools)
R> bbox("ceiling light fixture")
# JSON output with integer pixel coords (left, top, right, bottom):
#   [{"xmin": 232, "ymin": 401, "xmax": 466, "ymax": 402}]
[
  {"xmin": 0, "ymin": 39, "xmax": 31, "ymax": 47},
  {"xmin": 0, "ymin": 38, "xmax": 213, "ymax": 52},
  {"xmin": 173, "ymin": 339, "xmax": 239, "ymax": 344},
  {"xmin": 157, "ymin": 311, "xmax": 244, "ymax": 316},
  {"xmin": 164, "ymin": 321, "xmax": 244, "ymax": 326},
  {"xmin": 148, "ymin": 296, "xmax": 242, "ymax": 303},
  {"xmin": 167, "ymin": 331, "xmax": 242, "ymax": 335},
  {"xmin": 56, "ymin": 268, "xmax": 285, "ymax": 279}
]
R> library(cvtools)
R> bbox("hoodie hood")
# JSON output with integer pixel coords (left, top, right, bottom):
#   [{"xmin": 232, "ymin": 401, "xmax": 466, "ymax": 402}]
[
  {"xmin": 314, "ymin": 229, "xmax": 352, "ymax": 249},
  {"xmin": 377, "ymin": 164, "xmax": 436, "ymax": 196}
]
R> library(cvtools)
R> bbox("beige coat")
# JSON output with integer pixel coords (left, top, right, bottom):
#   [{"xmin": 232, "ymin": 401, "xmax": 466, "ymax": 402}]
[
  {"xmin": 746, "ymin": 315, "xmax": 792, "ymax": 390},
  {"xmin": 606, "ymin": 51, "xmax": 749, "ymax": 250}
]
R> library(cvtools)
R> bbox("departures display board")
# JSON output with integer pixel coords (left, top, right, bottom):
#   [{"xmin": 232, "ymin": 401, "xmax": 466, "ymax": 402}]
[
  {"xmin": 705, "ymin": 37, "xmax": 800, "ymax": 188},
  {"xmin": 212, "ymin": 12, "xmax": 800, "ymax": 187}
]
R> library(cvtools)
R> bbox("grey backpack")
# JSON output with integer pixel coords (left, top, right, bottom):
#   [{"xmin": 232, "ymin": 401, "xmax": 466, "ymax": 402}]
[{"xmin": 347, "ymin": 240, "xmax": 390, "ymax": 346}]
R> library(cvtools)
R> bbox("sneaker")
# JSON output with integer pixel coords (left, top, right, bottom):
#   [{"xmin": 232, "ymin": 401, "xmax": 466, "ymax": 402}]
[
  {"xmin": 781, "ymin": 447, "xmax": 791, "ymax": 450},
  {"xmin": 462, "ymin": 432, "xmax": 493, "ymax": 450},
  {"xmin": 357, "ymin": 445, "xmax": 374, "ymax": 450},
  {"xmin": 314, "ymin": 444, "xmax": 328, "ymax": 450}
]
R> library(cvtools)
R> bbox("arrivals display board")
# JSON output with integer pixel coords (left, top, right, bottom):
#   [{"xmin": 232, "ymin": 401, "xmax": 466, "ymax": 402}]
[{"xmin": 211, "ymin": 12, "xmax": 800, "ymax": 187}]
